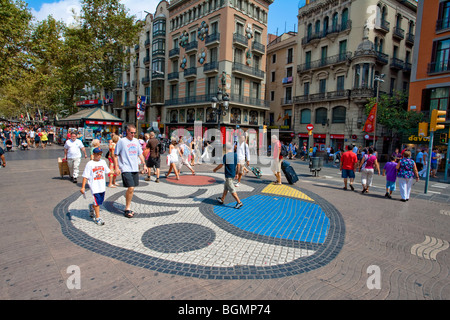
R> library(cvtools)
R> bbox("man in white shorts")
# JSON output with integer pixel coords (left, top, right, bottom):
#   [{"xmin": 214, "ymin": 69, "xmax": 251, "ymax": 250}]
[{"xmin": 64, "ymin": 131, "xmax": 87, "ymax": 184}]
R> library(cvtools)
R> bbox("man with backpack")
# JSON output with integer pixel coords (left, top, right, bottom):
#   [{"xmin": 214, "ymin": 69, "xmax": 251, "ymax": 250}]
[{"xmin": 145, "ymin": 131, "xmax": 162, "ymax": 183}]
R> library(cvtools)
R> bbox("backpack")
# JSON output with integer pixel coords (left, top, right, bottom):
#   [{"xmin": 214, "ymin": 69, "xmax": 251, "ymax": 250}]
[
  {"xmin": 281, "ymin": 144, "xmax": 289, "ymax": 157},
  {"xmin": 158, "ymin": 141, "xmax": 166, "ymax": 154}
]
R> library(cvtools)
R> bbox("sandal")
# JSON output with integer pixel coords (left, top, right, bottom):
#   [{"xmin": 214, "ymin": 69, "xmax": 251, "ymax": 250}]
[{"xmin": 124, "ymin": 210, "xmax": 134, "ymax": 218}]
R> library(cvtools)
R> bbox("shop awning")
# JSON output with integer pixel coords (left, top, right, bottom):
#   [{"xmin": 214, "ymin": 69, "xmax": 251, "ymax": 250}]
[{"xmin": 56, "ymin": 107, "xmax": 124, "ymax": 127}]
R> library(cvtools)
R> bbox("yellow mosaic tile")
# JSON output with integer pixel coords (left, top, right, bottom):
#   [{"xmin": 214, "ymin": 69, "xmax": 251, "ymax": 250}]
[{"xmin": 262, "ymin": 184, "xmax": 314, "ymax": 202}]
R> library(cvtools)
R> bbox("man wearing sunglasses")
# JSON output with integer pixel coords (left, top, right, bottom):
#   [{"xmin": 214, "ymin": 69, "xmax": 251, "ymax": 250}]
[{"xmin": 114, "ymin": 125, "xmax": 147, "ymax": 218}]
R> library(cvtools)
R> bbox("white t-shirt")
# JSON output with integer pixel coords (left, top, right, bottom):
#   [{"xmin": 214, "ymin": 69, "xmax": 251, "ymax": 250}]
[
  {"xmin": 236, "ymin": 142, "xmax": 250, "ymax": 162},
  {"xmin": 65, "ymin": 138, "xmax": 85, "ymax": 159},
  {"xmin": 114, "ymin": 137, "xmax": 143, "ymax": 172},
  {"xmin": 82, "ymin": 159, "xmax": 110, "ymax": 194}
]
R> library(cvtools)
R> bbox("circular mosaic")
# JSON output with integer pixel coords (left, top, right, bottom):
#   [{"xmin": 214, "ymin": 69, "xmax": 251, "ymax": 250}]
[
  {"xmin": 142, "ymin": 223, "xmax": 215, "ymax": 253},
  {"xmin": 54, "ymin": 174, "xmax": 345, "ymax": 279}
]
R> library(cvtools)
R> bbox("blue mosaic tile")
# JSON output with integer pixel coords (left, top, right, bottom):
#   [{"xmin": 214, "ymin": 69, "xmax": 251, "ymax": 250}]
[{"xmin": 213, "ymin": 195, "xmax": 330, "ymax": 244}]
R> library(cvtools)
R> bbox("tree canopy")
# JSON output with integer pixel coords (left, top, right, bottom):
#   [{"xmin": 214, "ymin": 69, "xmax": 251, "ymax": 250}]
[
  {"xmin": 365, "ymin": 90, "xmax": 424, "ymax": 136},
  {"xmin": 0, "ymin": 0, "xmax": 141, "ymax": 120}
]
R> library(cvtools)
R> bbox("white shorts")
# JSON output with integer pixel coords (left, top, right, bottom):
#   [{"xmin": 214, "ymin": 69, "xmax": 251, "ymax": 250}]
[{"xmin": 271, "ymin": 158, "xmax": 282, "ymax": 173}]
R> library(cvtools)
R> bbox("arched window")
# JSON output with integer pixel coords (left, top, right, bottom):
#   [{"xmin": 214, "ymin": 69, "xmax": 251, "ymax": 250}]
[
  {"xmin": 315, "ymin": 20, "xmax": 321, "ymax": 34},
  {"xmin": 315, "ymin": 107, "xmax": 328, "ymax": 124},
  {"xmin": 381, "ymin": 6, "xmax": 387, "ymax": 22},
  {"xmin": 341, "ymin": 8, "xmax": 349, "ymax": 29},
  {"xmin": 332, "ymin": 106, "xmax": 346, "ymax": 123},
  {"xmin": 230, "ymin": 108, "xmax": 241, "ymax": 124},
  {"xmin": 332, "ymin": 12, "xmax": 338, "ymax": 32},
  {"xmin": 323, "ymin": 16, "xmax": 329, "ymax": 35},
  {"xmin": 300, "ymin": 109, "xmax": 311, "ymax": 124}
]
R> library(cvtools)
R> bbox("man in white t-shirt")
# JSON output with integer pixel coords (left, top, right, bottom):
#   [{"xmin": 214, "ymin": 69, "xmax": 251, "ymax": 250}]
[
  {"xmin": 28, "ymin": 129, "xmax": 36, "ymax": 148},
  {"xmin": 114, "ymin": 125, "xmax": 147, "ymax": 218},
  {"xmin": 64, "ymin": 132, "xmax": 87, "ymax": 184},
  {"xmin": 235, "ymin": 135, "xmax": 250, "ymax": 187}
]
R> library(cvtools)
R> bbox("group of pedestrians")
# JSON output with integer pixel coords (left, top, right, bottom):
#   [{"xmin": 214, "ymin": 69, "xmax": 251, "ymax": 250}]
[
  {"xmin": 339, "ymin": 145, "xmax": 421, "ymax": 202},
  {"xmin": 75, "ymin": 127, "xmax": 260, "ymax": 225},
  {"xmin": 1, "ymin": 124, "xmax": 55, "ymax": 151}
]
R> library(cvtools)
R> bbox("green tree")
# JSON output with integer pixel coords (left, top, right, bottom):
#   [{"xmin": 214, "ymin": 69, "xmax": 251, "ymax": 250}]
[
  {"xmin": 0, "ymin": 0, "xmax": 33, "ymax": 87},
  {"xmin": 78, "ymin": 0, "xmax": 141, "ymax": 91},
  {"xmin": 365, "ymin": 90, "xmax": 424, "ymax": 151}
]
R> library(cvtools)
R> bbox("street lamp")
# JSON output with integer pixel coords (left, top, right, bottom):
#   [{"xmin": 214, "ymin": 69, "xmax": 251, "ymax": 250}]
[
  {"xmin": 373, "ymin": 74, "xmax": 385, "ymax": 148},
  {"xmin": 211, "ymin": 71, "xmax": 230, "ymax": 136},
  {"xmin": 211, "ymin": 88, "xmax": 230, "ymax": 134}
]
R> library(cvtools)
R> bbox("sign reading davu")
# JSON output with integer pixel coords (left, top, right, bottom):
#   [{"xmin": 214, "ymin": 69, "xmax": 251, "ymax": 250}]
[{"xmin": 408, "ymin": 135, "xmax": 430, "ymax": 143}]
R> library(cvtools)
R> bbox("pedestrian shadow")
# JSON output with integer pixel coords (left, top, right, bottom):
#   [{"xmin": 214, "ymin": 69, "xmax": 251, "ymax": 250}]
[
  {"xmin": 312, "ymin": 183, "xmax": 387, "ymax": 199},
  {"xmin": 66, "ymin": 208, "xmax": 93, "ymax": 222}
]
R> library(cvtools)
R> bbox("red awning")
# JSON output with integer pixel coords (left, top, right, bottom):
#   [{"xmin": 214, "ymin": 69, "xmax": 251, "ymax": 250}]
[{"xmin": 298, "ymin": 133, "xmax": 309, "ymax": 138}]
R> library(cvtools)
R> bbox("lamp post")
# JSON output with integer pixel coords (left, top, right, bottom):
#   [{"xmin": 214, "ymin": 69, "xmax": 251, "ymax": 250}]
[
  {"xmin": 211, "ymin": 72, "xmax": 230, "ymax": 139},
  {"xmin": 373, "ymin": 74, "xmax": 385, "ymax": 149},
  {"xmin": 211, "ymin": 88, "xmax": 230, "ymax": 135}
]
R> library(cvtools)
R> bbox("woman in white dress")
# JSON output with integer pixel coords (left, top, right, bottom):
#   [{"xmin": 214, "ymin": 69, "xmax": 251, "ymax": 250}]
[{"xmin": 165, "ymin": 138, "xmax": 180, "ymax": 180}]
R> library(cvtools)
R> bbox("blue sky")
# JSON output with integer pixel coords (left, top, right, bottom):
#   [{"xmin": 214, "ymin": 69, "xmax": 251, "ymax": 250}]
[{"xmin": 26, "ymin": 0, "xmax": 300, "ymax": 35}]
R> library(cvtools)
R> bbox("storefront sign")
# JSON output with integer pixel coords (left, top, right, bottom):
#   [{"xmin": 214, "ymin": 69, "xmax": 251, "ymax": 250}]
[
  {"xmin": 85, "ymin": 121, "xmax": 122, "ymax": 126},
  {"xmin": 330, "ymin": 134, "xmax": 345, "ymax": 139},
  {"xmin": 407, "ymin": 135, "xmax": 430, "ymax": 143},
  {"xmin": 364, "ymin": 135, "xmax": 378, "ymax": 140},
  {"xmin": 76, "ymin": 99, "xmax": 100, "ymax": 106},
  {"xmin": 313, "ymin": 134, "xmax": 326, "ymax": 139}
]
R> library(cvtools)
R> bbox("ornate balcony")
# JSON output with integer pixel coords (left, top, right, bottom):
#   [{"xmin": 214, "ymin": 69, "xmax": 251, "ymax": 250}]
[{"xmin": 297, "ymin": 52, "xmax": 351, "ymax": 74}]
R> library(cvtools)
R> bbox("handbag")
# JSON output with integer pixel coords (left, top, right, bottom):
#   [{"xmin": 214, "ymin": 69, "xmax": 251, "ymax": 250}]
[{"xmin": 143, "ymin": 148, "xmax": 150, "ymax": 160}]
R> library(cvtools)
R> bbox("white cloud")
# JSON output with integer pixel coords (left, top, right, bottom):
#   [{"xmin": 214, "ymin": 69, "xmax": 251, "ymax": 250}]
[{"xmin": 31, "ymin": 0, "xmax": 161, "ymax": 25}]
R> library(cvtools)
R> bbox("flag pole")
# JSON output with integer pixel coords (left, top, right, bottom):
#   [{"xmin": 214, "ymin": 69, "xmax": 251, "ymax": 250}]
[{"xmin": 373, "ymin": 80, "xmax": 380, "ymax": 148}]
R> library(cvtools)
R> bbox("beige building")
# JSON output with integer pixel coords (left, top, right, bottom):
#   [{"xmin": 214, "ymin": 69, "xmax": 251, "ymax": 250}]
[
  {"xmin": 291, "ymin": 0, "xmax": 417, "ymax": 154},
  {"xmin": 164, "ymin": 0, "xmax": 273, "ymax": 140},
  {"xmin": 266, "ymin": 31, "xmax": 298, "ymax": 142},
  {"xmin": 112, "ymin": 1, "xmax": 169, "ymax": 133}
]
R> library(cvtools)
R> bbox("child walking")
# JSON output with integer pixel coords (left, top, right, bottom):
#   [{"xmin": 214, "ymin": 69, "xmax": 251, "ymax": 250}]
[
  {"xmin": 383, "ymin": 156, "xmax": 398, "ymax": 199},
  {"xmin": 80, "ymin": 147, "xmax": 110, "ymax": 225}
]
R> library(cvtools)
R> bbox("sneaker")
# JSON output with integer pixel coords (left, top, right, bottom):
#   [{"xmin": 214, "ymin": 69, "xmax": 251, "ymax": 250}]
[
  {"xmin": 95, "ymin": 218, "xmax": 105, "ymax": 225},
  {"xmin": 235, "ymin": 182, "xmax": 240, "ymax": 187},
  {"xmin": 155, "ymin": 178, "xmax": 160, "ymax": 183},
  {"xmin": 145, "ymin": 177, "xmax": 151, "ymax": 181},
  {"xmin": 216, "ymin": 197, "xmax": 224, "ymax": 204},
  {"xmin": 235, "ymin": 202, "xmax": 244, "ymax": 209},
  {"xmin": 384, "ymin": 192, "xmax": 389, "ymax": 198},
  {"xmin": 73, "ymin": 178, "xmax": 77, "ymax": 184}
]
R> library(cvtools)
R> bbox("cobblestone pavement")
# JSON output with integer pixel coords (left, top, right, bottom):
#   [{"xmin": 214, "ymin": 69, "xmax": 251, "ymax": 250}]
[{"xmin": 0, "ymin": 145, "xmax": 449, "ymax": 300}]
